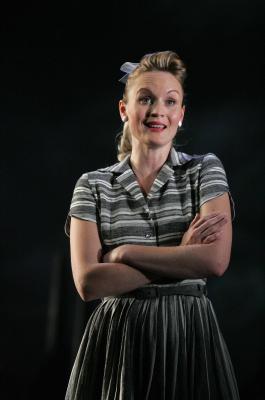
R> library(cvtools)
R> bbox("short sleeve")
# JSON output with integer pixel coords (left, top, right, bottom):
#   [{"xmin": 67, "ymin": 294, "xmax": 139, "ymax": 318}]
[
  {"xmin": 199, "ymin": 153, "xmax": 235, "ymax": 220},
  {"xmin": 64, "ymin": 173, "xmax": 97, "ymax": 237}
]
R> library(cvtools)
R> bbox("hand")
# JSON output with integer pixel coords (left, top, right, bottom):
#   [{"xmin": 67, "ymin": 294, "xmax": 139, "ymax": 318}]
[
  {"xmin": 103, "ymin": 245, "xmax": 160, "ymax": 281},
  {"xmin": 180, "ymin": 212, "xmax": 228, "ymax": 246},
  {"xmin": 103, "ymin": 245, "xmax": 125, "ymax": 263}
]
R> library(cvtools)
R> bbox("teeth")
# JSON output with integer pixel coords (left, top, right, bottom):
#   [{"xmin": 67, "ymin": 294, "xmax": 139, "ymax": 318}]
[{"xmin": 149, "ymin": 124, "xmax": 164, "ymax": 128}]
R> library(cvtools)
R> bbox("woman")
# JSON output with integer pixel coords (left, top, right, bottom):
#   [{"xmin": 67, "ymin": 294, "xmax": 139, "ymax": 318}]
[{"xmin": 64, "ymin": 50, "xmax": 240, "ymax": 399}]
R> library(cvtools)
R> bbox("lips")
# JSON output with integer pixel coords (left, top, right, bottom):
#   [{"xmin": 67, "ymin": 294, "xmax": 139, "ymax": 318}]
[{"xmin": 144, "ymin": 121, "xmax": 167, "ymax": 129}]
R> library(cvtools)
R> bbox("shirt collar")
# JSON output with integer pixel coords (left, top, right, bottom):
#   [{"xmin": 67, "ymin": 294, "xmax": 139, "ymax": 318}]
[
  {"xmin": 109, "ymin": 147, "xmax": 193, "ymax": 174},
  {"xmin": 167, "ymin": 147, "xmax": 193, "ymax": 167}
]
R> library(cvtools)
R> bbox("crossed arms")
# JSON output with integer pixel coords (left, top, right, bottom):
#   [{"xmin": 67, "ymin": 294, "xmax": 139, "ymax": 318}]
[{"xmin": 69, "ymin": 193, "xmax": 232, "ymax": 301}]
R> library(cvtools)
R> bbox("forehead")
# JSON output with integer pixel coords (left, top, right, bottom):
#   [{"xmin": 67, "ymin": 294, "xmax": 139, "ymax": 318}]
[{"xmin": 128, "ymin": 71, "xmax": 183, "ymax": 95}]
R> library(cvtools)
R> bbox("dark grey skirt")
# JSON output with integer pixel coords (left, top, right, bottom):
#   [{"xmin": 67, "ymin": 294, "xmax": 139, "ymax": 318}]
[{"xmin": 65, "ymin": 282, "xmax": 240, "ymax": 400}]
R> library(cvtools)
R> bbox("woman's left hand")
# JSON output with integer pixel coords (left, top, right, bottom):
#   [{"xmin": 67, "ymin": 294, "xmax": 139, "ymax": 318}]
[
  {"xmin": 180, "ymin": 212, "xmax": 228, "ymax": 246},
  {"xmin": 103, "ymin": 245, "xmax": 126, "ymax": 263}
]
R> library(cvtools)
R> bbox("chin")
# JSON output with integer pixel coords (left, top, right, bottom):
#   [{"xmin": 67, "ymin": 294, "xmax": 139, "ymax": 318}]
[{"xmin": 145, "ymin": 140, "xmax": 172, "ymax": 150}]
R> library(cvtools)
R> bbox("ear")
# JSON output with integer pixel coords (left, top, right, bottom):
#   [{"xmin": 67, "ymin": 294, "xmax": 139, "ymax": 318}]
[
  {"xmin": 119, "ymin": 100, "xmax": 127, "ymax": 122},
  {"xmin": 179, "ymin": 105, "xmax": 185, "ymax": 125}
]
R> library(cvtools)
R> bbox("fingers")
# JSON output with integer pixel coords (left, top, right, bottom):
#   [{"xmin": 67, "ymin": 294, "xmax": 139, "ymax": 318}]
[
  {"xmin": 202, "ymin": 217, "xmax": 228, "ymax": 237},
  {"xmin": 191, "ymin": 213, "xmax": 228, "ymax": 243},
  {"xmin": 183, "ymin": 212, "xmax": 229, "ymax": 246},
  {"xmin": 190, "ymin": 213, "xmax": 200, "ymax": 226},
  {"xmin": 193, "ymin": 213, "xmax": 228, "ymax": 232},
  {"xmin": 202, "ymin": 231, "xmax": 221, "ymax": 244}
]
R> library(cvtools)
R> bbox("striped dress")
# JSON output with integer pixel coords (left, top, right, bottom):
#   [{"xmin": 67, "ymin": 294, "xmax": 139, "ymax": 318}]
[{"xmin": 64, "ymin": 147, "xmax": 240, "ymax": 399}]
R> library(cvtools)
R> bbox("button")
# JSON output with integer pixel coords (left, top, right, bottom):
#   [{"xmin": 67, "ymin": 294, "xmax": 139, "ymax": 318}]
[
  {"xmin": 143, "ymin": 207, "xmax": 152, "ymax": 219},
  {"xmin": 145, "ymin": 232, "xmax": 152, "ymax": 238}
]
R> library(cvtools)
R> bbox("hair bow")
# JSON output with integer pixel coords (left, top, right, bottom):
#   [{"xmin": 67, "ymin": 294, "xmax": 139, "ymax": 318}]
[
  {"xmin": 118, "ymin": 62, "xmax": 139, "ymax": 84},
  {"xmin": 118, "ymin": 53, "xmax": 156, "ymax": 83}
]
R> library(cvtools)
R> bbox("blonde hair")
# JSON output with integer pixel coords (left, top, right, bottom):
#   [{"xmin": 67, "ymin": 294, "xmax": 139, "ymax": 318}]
[{"xmin": 117, "ymin": 50, "xmax": 187, "ymax": 161}]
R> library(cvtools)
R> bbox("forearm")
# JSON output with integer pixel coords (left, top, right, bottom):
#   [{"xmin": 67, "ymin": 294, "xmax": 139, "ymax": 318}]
[
  {"xmin": 116, "ymin": 241, "xmax": 231, "ymax": 279},
  {"xmin": 76, "ymin": 262, "xmax": 159, "ymax": 302}
]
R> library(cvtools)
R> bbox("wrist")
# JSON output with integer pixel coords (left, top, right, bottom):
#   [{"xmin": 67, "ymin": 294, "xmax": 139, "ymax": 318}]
[
  {"xmin": 115, "ymin": 244, "xmax": 130, "ymax": 264},
  {"xmin": 119, "ymin": 244, "xmax": 132, "ymax": 264}
]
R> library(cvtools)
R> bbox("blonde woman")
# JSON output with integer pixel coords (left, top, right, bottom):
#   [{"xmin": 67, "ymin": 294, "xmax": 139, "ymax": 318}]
[{"xmin": 64, "ymin": 50, "xmax": 240, "ymax": 399}]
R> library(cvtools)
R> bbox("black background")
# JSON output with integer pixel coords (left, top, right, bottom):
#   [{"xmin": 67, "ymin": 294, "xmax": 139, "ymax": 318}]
[{"xmin": 1, "ymin": 1, "xmax": 264, "ymax": 399}]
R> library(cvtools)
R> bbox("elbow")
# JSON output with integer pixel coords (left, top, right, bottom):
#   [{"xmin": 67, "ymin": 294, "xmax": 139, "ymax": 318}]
[
  {"xmin": 211, "ymin": 258, "xmax": 230, "ymax": 277},
  {"xmin": 77, "ymin": 282, "xmax": 97, "ymax": 302},
  {"xmin": 72, "ymin": 262, "xmax": 101, "ymax": 302},
  {"xmin": 204, "ymin": 242, "xmax": 231, "ymax": 278},
  {"xmin": 76, "ymin": 282, "xmax": 91, "ymax": 302},
  {"xmin": 75, "ymin": 273, "xmax": 96, "ymax": 302},
  {"xmin": 78, "ymin": 287, "xmax": 90, "ymax": 302}
]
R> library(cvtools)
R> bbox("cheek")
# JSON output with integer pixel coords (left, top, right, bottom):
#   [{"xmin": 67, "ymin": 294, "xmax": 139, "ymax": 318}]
[
  {"xmin": 129, "ymin": 109, "xmax": 145, "ymax": 125},
  {"xmin": 170, "ymin": 112, "xmax": 181, "ymax": 125}
]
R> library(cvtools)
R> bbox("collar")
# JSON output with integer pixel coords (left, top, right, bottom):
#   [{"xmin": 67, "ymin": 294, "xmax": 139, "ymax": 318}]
[
  {"xmin": 109, "ymin": 147, "xmax": 193, "ymax": 175},
  {"xmin": 167, "ymin": 147, "xmax": 193, "ymax": 167},
  {"xmin": 106, "ymin": 148, "xmax": 193, "ymax": 200}
]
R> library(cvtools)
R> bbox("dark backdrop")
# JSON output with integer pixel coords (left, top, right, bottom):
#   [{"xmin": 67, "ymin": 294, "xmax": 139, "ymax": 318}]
[{"xmin": 1, "ymin": 1, "xmax": 264, "ymax": 399}]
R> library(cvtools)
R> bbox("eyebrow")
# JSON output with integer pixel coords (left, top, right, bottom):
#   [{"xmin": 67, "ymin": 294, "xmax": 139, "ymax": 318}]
[
  {"xmin": 168, "ymin": 89, "xmax": 180, "ymax": 95},
  {"xmin": 137, "ymin": 88, "xmax": 181, "ymax": 95}
]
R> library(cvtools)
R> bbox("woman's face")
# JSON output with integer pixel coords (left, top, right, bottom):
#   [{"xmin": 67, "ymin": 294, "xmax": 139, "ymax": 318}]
[{"xmin": 119, "ymin": 71, "xmax": 185, "ymax": 151}]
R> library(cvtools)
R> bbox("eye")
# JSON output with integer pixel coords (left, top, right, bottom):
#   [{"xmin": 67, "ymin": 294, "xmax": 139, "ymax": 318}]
[
  {"xmin": 139, "ymin": 96, "xmax": 153, "ymax": 105},
  {"xmin": 166, "ymin": 98, "xmax": 177, "ymax": 106}
]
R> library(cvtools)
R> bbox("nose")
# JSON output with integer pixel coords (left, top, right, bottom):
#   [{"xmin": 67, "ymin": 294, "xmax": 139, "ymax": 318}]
[
  {"xmin": 150, "ymin": 110, "xmax": 164, "ymax": 117},
  {"xmin": 148, "ymin": 100, "xmax": 166, "ymax": 117}
]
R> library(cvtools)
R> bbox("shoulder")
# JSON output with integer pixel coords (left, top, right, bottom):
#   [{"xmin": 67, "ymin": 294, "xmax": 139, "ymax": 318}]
[
  {"xmin": 184, "ymin": 152, "xmax": 222, "ymax": 164},
  {"xmin": 176, "ymin": 151, "xmax": 225, "ymax": 171},
  {"xmin": 172, "ymin": 151, "xmax": 228, "ymax": 185},
  {"xmin": 73, "ymin": 159, "xmax": 124, "ymax": 188},
  {"xmin": 198, "ymin": 152, "xmax": 224, "ymax": 167},
  {"xmin": 80, "ymin": 160, "xmax": 122, "ymax": 178}
]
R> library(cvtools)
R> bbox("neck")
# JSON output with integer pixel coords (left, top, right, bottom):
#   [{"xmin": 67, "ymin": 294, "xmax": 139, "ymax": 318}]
[{"xmin": 130, "ymin": 145, "xmax": 171, "ymax": 178}]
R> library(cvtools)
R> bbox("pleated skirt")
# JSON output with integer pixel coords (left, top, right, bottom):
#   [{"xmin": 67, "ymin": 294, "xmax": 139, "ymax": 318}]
[{"xmin": 65, "ymin": 283, "xmax": 240, "ymax": 400}]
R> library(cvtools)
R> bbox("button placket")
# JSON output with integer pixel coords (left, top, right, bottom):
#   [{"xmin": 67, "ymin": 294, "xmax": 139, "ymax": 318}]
[
  {"xmin": 143, "ymin": 206, "xmax": 152, "ymax": 220},
  {"xmin": 143, "ymin": 201, "xmax": 154, "ymax": 239}
]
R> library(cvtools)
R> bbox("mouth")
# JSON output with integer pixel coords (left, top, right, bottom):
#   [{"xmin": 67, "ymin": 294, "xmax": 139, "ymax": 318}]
[{"xmin": 144, "ymin": 121, "xmax": 167, "ymax": 131}]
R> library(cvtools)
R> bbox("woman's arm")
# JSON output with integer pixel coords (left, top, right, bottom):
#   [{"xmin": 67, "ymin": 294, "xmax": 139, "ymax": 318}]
[
  {"xmin": 103, "ymin": 193, "xmax": 232, "ymax": 279},
  {"xmin": 69, "ymin": 217, "xmax": 159, "ymax": 301}
]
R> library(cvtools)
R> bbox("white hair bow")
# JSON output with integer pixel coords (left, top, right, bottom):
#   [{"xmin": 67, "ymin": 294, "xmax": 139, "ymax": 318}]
[{"xmin": 118, "ymin": 62, "xmax": 139, "ymax": 84}]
